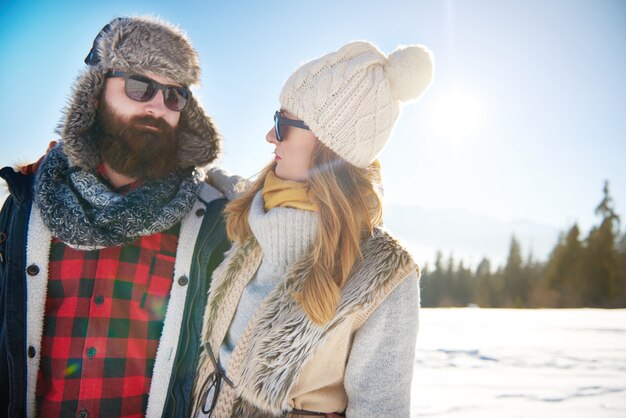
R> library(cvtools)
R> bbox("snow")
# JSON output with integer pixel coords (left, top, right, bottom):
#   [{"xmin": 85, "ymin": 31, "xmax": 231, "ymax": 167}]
[{"xmin": 412, "ymin": 308, "xmax": 626, "ymax": 417}]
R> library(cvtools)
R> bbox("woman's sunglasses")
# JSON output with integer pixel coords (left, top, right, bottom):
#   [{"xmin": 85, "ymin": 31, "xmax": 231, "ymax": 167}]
[
  {"xmin": 106, "ymin": 71, "xmax": 191, "ymax": 112},
  {"xmin": 274, "ymin": 110, "xmax": 310, "ymax": 142}
]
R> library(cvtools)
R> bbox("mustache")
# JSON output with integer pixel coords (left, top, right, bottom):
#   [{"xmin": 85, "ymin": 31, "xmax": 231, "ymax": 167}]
[{"xmin": 129, "ymin": 115, "xmax": 171, "ymax": 131}]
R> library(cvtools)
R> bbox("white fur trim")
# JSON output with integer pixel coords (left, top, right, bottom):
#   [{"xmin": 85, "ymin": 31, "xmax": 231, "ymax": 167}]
[
  {"xmin": 25, "ymin": 205, "xmax": 52, "ymax": 418},
  {"xmin": 145, "ymin": 183, "xmax": 222, "ymax": 417}
]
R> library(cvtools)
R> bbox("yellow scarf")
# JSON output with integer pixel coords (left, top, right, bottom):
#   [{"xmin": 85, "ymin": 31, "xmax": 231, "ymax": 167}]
[{"xmin": 262, "ymin": 171, "xmax": 319, "ymax": 212}]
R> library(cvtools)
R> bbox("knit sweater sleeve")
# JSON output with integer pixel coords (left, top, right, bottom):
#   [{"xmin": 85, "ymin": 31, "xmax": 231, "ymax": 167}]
[{"xmin": 343, "ymin": 271, "xmax": 419, "ymax": 417}]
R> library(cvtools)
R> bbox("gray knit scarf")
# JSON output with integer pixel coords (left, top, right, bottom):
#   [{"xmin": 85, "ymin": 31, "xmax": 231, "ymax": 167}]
[{"xmin": 34, "ymin": 145, "xmax": 200, "ymax": 250}]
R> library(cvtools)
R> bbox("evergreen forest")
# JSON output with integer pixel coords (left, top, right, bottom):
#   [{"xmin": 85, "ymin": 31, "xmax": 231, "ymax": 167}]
[{"xmin": 420, "ymin": 181, "xmax": 626, "ymax": 308}]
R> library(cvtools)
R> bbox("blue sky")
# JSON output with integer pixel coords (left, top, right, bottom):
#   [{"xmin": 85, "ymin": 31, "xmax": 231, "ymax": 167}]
[{"xmin": 1, "ymin": 0, "xmax": 625, "ymax": 265}]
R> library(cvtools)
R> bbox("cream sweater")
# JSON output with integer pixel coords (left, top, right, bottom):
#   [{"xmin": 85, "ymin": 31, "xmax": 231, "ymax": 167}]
[{"xmin": 214, "ymin": 192, "xmax": 419, "ymax": 417}]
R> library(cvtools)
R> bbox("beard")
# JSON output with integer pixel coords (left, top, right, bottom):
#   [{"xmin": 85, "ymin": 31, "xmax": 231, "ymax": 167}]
[{"xmin": 95, "ymin": 102, "xmax": 179, "ymax": 181}]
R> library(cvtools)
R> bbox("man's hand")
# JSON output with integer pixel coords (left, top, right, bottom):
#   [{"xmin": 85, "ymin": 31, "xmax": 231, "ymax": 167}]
[{"xmin": 205, "ymin": 166, "xmax": 249, "ymax": 200}]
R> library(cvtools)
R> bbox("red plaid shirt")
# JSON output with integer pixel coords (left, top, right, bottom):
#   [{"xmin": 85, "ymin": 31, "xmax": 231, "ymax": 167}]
[{"xmin": 36, "ymin": 224, "xmax": 180, "ymax": 418}]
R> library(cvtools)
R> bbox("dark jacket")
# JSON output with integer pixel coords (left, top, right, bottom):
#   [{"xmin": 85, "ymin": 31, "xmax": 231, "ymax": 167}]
[{"xmin": 0, "ymin": 166, "xmax": 230, "ymax": 417}]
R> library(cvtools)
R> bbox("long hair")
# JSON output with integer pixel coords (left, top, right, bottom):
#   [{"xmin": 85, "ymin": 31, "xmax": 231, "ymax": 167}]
[{"xmin": 225, "ymin": 141, "xmax": 383, "ymax": 325}]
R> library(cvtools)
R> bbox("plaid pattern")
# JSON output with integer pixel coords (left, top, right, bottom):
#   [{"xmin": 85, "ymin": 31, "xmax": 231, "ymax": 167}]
[{"xmin": 36, "ymin": 224, "xmax": 180, "ymax": 418}]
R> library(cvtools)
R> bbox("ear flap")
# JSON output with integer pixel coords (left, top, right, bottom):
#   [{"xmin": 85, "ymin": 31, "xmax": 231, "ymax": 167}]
[
  {"xmin": 176, "ymin": 95, "xmax": 221, "ymax": 170},
  {"xmin": 58, "ymin": 68, "xmax": 105, "ymax": 171}
]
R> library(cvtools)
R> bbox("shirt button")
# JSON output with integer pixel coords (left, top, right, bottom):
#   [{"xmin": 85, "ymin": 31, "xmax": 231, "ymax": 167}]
[
  {"xmin": 86, "ymin": 347, "xmax": 97, "ymax": 358},
  {"xmin": 77, "ymin": 409, "xmax": 89, "ymax": 418},
  {"xmin": 196, "ymin": 208, "xmax": 206, "ymax": 217},
  {"xmin": 26, "ymin": 264, "xmax": 40, "ymax": 276},
  {"xmin": 28, "ymin": 346, "xmax": 36, "ymax": 358},
  {"xmin": 94, "ymin": 295, "xmax": 104, "ymax": 305},
  {"xmin": 178, "ymin": 275, "xmax": 189, "ymax": 286}
]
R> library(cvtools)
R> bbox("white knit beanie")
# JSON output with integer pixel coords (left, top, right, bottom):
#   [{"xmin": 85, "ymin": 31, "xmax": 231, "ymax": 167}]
[{"xmin": 280, "ymin": 41, "xmax": 434, "ymax": 168}]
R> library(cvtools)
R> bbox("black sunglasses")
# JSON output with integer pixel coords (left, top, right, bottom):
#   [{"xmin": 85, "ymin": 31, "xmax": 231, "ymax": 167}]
[
  {"xmin": 106, "ymin": 71, "xmax": 191, "ymax": 112},
  {"xmin": 198, "ymin": 342, "xmax": 234, "ymax": 416},
  {"xmin": 274, "ymin": 110, "xmax": 310, "ymax": 142}
]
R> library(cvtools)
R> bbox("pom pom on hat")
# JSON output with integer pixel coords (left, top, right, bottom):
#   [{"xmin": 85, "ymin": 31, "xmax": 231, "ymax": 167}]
[{"xmin": 386, "ymin": 45, "xmax": 434, "ymax": 102}]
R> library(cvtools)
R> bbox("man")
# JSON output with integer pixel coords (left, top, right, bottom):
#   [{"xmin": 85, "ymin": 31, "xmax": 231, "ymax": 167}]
[{"xmin": 0, "ymin": 16, "xmax": 230, "ymax": 417}]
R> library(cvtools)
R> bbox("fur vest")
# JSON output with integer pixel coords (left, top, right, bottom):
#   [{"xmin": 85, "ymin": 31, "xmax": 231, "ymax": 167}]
[{"xmin": 191, "ymin": 227, "xmax": 418, "ymax": 417}]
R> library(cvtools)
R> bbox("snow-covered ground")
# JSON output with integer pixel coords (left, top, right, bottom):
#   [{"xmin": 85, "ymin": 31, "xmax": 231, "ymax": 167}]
[{"xmin": 412, "ymin": 308, "xmax": 626, "ymax": 417}]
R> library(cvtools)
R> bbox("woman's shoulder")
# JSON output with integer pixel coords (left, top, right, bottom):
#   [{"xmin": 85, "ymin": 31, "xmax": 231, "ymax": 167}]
[
  {"xmin": 341, "ymin": 227, "xmax": 419, "ymax": 307},
  {"xmin": 346, "ymin": 230, "xmax": 419, "ymax": 333},
  {"xmin": 361, "ymin": 227, "xmax": 418, "ymax": 271}
]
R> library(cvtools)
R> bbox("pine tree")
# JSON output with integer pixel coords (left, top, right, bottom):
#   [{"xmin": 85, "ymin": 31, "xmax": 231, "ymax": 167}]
[
  {"xmin": 523, "ymin": 251, "xmax": 543, "ymax": 307},
  {"xmin": 543, "ymin": 224, "xmax": 584, "ymax": 307},
  {"xmin": 421, "ymin": 252, "xmax": 444, "ymax": 307},
  {"xmin": 502, "ymin": 235, "xmax": 528, "ymax": 307},
  {"xmin": 583, "ymin": 181, "xmax": 621, "ymax": 306},
  {"xmin": 439, "ymin": 254, "xmax": 457, "ymax": 306},
  {"xmin": 475, "ymin": 258, "xmax": 495, "ymax": 307},
  {"xmin": 455, "ymin": 260, "xmax": 473, "ymax": 306},
  {"xmin": 616, "ymin": 233, "xmax": 626, "ymax": 306},
  {"xmin": 491, "ymin": 267, "xmax": 505, "ymax": 307},
  {"xmin": 418, "ymin": 262, "xmax": 431, "ymax": 306}
]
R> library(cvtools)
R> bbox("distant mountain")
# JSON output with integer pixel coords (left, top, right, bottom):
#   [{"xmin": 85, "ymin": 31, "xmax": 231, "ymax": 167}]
[{"xmin": 384, "ymin": 204, "xmax": 560, "ymax": 269}]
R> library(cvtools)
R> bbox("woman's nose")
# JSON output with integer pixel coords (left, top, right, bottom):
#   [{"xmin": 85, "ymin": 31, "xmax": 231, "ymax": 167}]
[{"xmin": 266, "ymin": 126, "xmax": 278, "ymax": 144}]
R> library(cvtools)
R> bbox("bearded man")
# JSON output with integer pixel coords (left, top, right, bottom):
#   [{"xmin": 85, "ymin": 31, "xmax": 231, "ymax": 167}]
[{"xmin": 0, "ymin": 16, "xmax": 229, "ymax": 417}]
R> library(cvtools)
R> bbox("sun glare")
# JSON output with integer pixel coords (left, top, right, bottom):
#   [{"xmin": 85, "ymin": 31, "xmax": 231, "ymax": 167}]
[{"xmin": 430, "ymin": 89, "xmax": 483, "ymax": 145}]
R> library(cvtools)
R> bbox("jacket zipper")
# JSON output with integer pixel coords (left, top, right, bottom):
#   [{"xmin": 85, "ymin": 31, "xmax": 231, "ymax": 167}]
[{"xmin": 167, "ymin": 208, "xmax": 221, "ymax": 417}]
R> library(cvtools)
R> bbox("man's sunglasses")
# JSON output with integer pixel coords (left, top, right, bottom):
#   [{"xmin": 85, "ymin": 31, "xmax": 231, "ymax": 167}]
[
  {"xmin": 106, "ymin": 71, "xmax": 191, "ymax": 112},
  {"xmin": 274, "ymin": 110, "xmax": 310, "ymax": 142}
]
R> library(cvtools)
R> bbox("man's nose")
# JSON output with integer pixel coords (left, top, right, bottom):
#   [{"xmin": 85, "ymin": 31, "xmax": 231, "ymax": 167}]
[{"xmin": 144, "ymin": 90, "xmax": 168, "ymax": 117}]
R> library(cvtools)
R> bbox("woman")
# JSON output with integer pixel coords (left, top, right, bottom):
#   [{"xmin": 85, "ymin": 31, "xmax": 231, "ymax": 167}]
[{"xmin": 193, "ymin": 40, "xmax": 434, "ymax": 417}]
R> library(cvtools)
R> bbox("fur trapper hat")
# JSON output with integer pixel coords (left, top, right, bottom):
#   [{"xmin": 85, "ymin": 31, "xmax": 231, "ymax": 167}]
[
  {"xmin": 58, "ymin": 16, "xmax": 220, "ymax": 173},
  {"xmin": 280, "ymin": 41, "xmax": 433, "ymax": 168}
]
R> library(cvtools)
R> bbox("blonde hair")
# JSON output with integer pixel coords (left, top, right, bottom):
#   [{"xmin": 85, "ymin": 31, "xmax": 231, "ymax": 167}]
[{"xmin": 225, "ymin": 141, "xmax": 383, "ymax": 325}]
